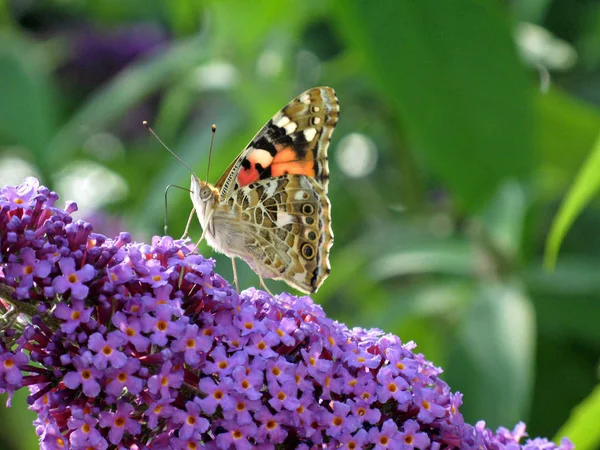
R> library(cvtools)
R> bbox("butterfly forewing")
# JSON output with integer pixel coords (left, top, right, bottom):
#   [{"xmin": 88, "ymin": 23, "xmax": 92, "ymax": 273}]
[{"xmin": 216, "ymin": 86, "xmax": 338, "ymax": 201}]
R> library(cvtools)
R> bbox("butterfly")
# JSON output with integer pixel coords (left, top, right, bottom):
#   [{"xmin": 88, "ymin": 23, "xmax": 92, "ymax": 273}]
[{"xmin": 186, "ymin": 87, "xmax": 338, "ymax": 295}]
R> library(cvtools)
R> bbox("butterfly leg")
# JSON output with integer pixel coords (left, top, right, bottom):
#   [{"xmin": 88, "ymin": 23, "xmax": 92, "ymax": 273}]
[
  {"xmin": 255, "ymin": 267, "xmax": 274, "ymax": 296},
  {"xmin": 181, "ymin": 207, "xmax": 196, "ymax": 240},
  {"xmin": 231, "ymin": 257, "xmax": 240, "ymax": 293},
  {"xmin": 189, "ymin": 210, "xmax": 213, "ymax": 253},
  {"xmin": 190, "ymin": 226, "xmax": 208, "ymax": 254}
]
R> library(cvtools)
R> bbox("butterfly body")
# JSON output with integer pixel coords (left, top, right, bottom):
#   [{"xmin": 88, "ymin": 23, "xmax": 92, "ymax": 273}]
[{"xmin": 190, "ymin": 87, "xmax": 338, "ymax": 294}]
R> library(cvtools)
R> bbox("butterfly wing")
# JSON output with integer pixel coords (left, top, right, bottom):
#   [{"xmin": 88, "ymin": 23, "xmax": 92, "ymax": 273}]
[
  {"xmin": 215, "ymin": 86, "xmax": 338, "ymax": 200},
  {"xmin": 213, "ymin": 87, "xmax": 338, "ymax": 293}
]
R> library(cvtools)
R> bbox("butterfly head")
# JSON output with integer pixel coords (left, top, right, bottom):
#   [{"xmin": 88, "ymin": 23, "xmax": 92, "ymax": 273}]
[{"xmin": 190, "ymin": 175, "xmax": 218, "ymax": 216}]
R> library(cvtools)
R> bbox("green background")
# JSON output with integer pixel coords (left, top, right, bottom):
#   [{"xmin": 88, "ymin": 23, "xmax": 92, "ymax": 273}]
[{"xmin": 1, "ymin": 0, "xmax": 600, "ymax": 448}]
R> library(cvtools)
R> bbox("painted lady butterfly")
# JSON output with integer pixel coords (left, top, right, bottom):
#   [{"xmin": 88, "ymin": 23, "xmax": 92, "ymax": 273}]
[{"xmin": 188, "ymin": 87, "xmax": 338, "ymax": 294}]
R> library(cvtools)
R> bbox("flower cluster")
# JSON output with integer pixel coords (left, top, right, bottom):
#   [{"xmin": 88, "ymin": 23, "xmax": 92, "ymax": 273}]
[{"xmin": 0, "ymin": 178, "xmax": 573, "ymax": 449}]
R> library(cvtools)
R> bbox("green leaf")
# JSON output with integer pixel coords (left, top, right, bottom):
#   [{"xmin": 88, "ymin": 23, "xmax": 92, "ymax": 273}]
[
  {"xmin": 46, "ymin": 32, "xmax": 209, "ymax": 167},
  {"xmin": 370, "ymin": 243, "xmax": 474, "ymax": 279},
  {"xmin": 510, "ymin": 0, "xmax": 551, "ymax": 23},
  {"xmin": 526, "ymin": 259, "xmax": 600, "ymax": 343},
  {"xmin": 544, "ymin": 129, "xmax": 600, "ymax": 269},
  {"xmin": 164, "ymin": 0, "xmax": 202, "ymax": 36},
  {"xmin": 0, "ymin": 390, "xmax": 38, "ymax": 449},
  {"xmin": 446, "ymin": 283, "xmax": 535, "ymax": 428},
  {"xmin": 0, "ymin": 36, "xmax": 55, "ymax": 158},
  {"xmin": 479, "ymin": 181, "xmax": 527, "ymax": 260},
  {"xmin": 537, "ymin": 89, "xmax": 600, "ymax": 196},
  {"xmin": 555, "ymin": 384, "xmax": 600, "ymax": 449},
  {"xmin": 335, "ymin": 0, "xmax": 534, "ymax": 211}
]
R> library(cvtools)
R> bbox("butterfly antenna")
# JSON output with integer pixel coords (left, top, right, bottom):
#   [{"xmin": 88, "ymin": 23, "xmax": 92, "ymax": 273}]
[
  {"xmin": 206, "ymin": 124, "xmax": 217, "ymax": 181},
  {"xmin": 143, "ymin": 121, "xmax": 197, "ymax": 177}
]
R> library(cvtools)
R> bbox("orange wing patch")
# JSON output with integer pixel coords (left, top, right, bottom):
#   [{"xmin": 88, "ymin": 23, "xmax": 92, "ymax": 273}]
[
  {"xmin": 237, "ymin": 145, "xmax": 316, "ymax": 187},
  {"xmin": 271, "ymin": 145, "xmax": 315, "ymax": 177},
  {"xmin": 237, "ymin": 150, "xmax": 274, "ymax": 187}
]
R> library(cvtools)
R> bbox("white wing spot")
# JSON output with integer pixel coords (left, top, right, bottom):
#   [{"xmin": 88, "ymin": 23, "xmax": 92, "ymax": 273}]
[
  {"xmin": 304, "ymin": 127, "xmax": 317, "ymax": 141},
  {"xmin": 276, "ymin": 212, "xmax": 294, "ymax": 228},
  {"xmin": 293, "ymin": 272, "xmax": 308, "ymax": 285},
  {"xmin": 275, "ymin": 114, "xmax": 291, "ymax": 128},
  {"xmin": 284, "ymin": 121, "xmax": 298, "ymax": 135},
  {"xmin": 264, "ymin": 181, "xmax": 277, "ymax": 198},
  {"xmin": 312, "ymin": 116, "xmax": 321, "ymax": 125},
  {"xmin": 294, "ymin": 190, "xmax": 307, "ymax": 200},
  {"xmin": 300, "ymin": 93, "xmax": 311, "ymax": 104},
  {"xmin": 312, "ymin": 106, "xmax": 321, "ymax": 112}
]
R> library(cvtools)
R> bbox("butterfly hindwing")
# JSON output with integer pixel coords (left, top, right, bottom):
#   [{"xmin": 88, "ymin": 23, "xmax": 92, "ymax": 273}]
[{"xmin": 229, "ymin": 174, "xmax": 332, "ymax": 293}]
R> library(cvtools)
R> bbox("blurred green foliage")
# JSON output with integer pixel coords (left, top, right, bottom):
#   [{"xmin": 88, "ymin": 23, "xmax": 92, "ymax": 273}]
[{"xmin": 1, "ymin": 0, "xmax": 600, "ymax": 448}]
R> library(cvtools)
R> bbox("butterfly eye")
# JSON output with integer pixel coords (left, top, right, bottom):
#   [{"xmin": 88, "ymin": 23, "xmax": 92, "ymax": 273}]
[{"xmin": 200, "ymin": 185, "xmax": 213, "ymax": 201}]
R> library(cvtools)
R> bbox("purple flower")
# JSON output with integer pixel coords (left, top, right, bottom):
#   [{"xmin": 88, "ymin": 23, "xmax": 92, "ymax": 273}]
[
  {"xmin": 321, "ymin": 401, "xmax": 360, "ymax": 439},
  {"xmin": 265, "ymin": 316, "xmax": 297, "ymax": 347},
  {"xmin": 106, "ymin": 262, "xmax": 134, "ymax": 286},
  {"xmin": 399, "ymin": 420, "xmax": 431, "ymax": 449},
  {"xmin": 99, "ymin": 402, "xmax": 141, "ymax": 445},
  {"xmin": 370, "ymin": 419, "xmax": 403, "ymax": 450},
  {"xmin": 54, "ymin": 299, "xmax": 93, "ymax": 334},
  {"xmin": 348, "ymin": 398, "xmax": 381, "ymax": 425},
  {"xmin": 341, "ymin": 428, "xmax": 369, "ymax": 450},
  {"xmin": 265, "ymin": 357, "xmax": 294, "ymax": 386},
  {"xmin": 216, "ymin": 420, "xmax": 258, "ymax": 450},
  {"xmin": 88, "ymin": 332, "xmax": 127, "ymax": 369},
  {"xmin": 202, "ymin": 345, "xmax": 247, "ymax": 377},
  {"xmin": 171, "ymin": 324, "xmax": 212, "ymax": 366},
  {"xmin": 145, "ymin": 398, "xmax": 175, "ymax": 429},
  {"xmin": 0, "ymin": 351, "xmax": 28, "ymax": 389},
  {"xmin": 68, "ymin": 409, "xmax": 105, "ymax": 449},
  {"xmin": 147, "ymin": 361, "xmax": 183, "ymax": 399},
  {"xmin": 415, "ymin": 387, "xmax": 448, "ymax": 423},
  {"xmin": 6, "ymin": 247, "xmax": 51, "ymax": 298},
  {"xmin": 386, "ymin": 346, "xmax": 420, "ymax": 379},
  {"xmin": 150, "ymin": 284, "xmax": 181, "ymax": 310},
  {"xmin": 140, "ymin": 259, "xmax": 171, "ymax": 288},
  {"xmin": 63, "ymin": 355, "xmax": 102, "ymax": 397},
  {"xmin": 0, "ymin": 176, "xmax": 38, "ymax": 209},
  {"xmin": 0, "ymin": 179, "xmax": 576, "ymax": 450},
  {"xmin": 223, "ymin": 397, "xmax": 262, "ymax": 425},
  {"xmin": 344, "ymin": 345, "xmax": 382, "ymax": 369},
  {"xmin": 198, "ymin": 377, "xmax": 236, "ymax": 415},
  {"xmin": 376, "ymin": 366, "xmax": 411, "ymax": 405},
  {"xmin": 105, "ymin": 358, "xmax": 143, "ymax": 396},
  {"xmin": 53, "ymin": 257, "xmax": 96, "ymax": 300},
  {"xmin": 245, "ymin": 332, "xmax": 279, "ymax": 359},
  {"xmin": 231, "ymin": 365, "xmax": 264, "ymax": 400},
  {"xmin": 141, "ymin": 304, "xmax": 185, "ymax": 346},
  {"xmin": 234, "ymin": 305, "xmax": 267, "ymax": 336},
  {"xmin": 267, "ymin": 380, "xmax": 300, "ymax": 412},
  {"xmin": 172, "ymin": 400, "xmax": 209, "ymax": 439},
  {"xmin": 255, "ymin": 407, "xmax": 289, "ymax": 443},
  {"xmin": 301, "ymin": 342, "xmax": 334, "ymax": 378},
  {"xmin": 111, "ymin": 311, "xmax": 150, "ymax": 352}
]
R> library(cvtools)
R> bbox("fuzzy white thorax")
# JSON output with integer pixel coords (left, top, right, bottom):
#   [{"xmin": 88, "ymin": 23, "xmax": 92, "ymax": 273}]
[{"xmin": 189, "ymin": 174, "xmax": 246, "ymax": 262}]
